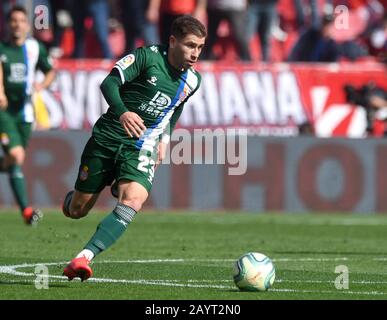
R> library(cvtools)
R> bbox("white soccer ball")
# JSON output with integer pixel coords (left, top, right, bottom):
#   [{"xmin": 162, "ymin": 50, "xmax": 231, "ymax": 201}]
[{"xmin": 233, "ymin": 252, "xmax": 276, "ymax": 292}]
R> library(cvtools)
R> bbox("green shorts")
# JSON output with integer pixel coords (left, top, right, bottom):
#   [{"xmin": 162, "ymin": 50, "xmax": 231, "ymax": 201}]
[
  {"xmin": 74, "ymin": 137, "xmax": 157, "ymax": 194},
  {"xmin": 0, "ymin": 110, "xmax": 32, "ymax": 152}
]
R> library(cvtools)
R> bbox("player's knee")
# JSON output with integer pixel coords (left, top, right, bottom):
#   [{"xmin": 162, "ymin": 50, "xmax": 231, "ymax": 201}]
[
  {"xmin": 8, "ymin": 148, "xmax": 25, "ymax": 165},
  {"xmin": 120, "ymin": 198, "xmax": 143, "ymax": 212},
  {"xmin": 68, "ymin": 204, "xmax": 89, "ymax": 219}
]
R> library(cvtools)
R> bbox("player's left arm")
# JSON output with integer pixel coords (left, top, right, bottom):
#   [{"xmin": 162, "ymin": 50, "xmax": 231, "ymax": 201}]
[{"xmin": 34, "ymin": 42, "xmax": 56, "ymax": 92}]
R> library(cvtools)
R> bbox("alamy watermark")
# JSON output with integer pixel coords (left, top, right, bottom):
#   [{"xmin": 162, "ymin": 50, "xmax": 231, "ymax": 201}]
[
  {"xmin": 165, "ymin": 128, "xmax": 247, "ymax": 176},
  {"xmin": 34, "ymin": 264, "xmax": 49, "ymax": 289},
  {"xmin": 139, "ymin": 128, "xmax": 248, "ymax": 176},
  {"xmin": 334, "ymin": 5, "xmax": 350, "ymax": 30},
  {"xmin": 334, "ymin": 265, "xmax": 349, "ymax": 290},
  {"xmin": 34, "ymin": 5, "xmax": 49, "ymax": 30}
]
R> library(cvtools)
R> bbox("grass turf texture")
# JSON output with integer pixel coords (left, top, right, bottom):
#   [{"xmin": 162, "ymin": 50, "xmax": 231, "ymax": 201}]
[{"xmin": 0, "ymin": 210, "xmax": 387, "ymax": 300}]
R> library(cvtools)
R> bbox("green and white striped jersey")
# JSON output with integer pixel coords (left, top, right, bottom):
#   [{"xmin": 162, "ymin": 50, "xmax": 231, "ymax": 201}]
[{"xmin": 0, "ymin": 38, "xmax": 53, "ymax": 122}]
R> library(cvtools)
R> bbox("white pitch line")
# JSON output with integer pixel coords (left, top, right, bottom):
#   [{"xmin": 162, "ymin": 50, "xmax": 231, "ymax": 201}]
[
  {"xmin": 96, "ymin": 257, "xmax": 351, "ymax": 264},
  {"xmin": 205, "ymin": 217, "xmax": 387, "ymax": 226},
  {"xmin": 1, "ymin": 276, "xmax": 386, "ymax": 296},
  {"xmin": 1, "ymin": 259, "xmax": 387, "ymax": 296}
]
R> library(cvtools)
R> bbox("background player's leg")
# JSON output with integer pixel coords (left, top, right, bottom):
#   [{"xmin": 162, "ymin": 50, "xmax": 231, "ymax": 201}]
[
  {"xmin": 64, "ymin": 190, "xmax": 100, "ymax": 219},
  {"xmin": 0, "ymin": 157, "xmax": 5, "ymax": 171},
  {"xmin": 5, "ymin": 146, "xmax": 28, "ymax": 212}
]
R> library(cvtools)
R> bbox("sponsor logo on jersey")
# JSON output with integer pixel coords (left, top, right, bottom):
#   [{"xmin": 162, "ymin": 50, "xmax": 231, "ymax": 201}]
[
  {"xmin": 138, "ymin": 91, "xmax": 172, "ymax": 118},
  {"xmin": 151, "ymin": 91, "xmax": 171, "ymax": 108},
  {"xmin": 147, "ymin": 76, "xmax": 158, "ymax": 86},
  {"xmin": 79, "ymin": 165, "xmax": 89, "ymax": 181},
  {"xmin": 117, "ymin": 54, "xmax": 135, "ymax": 70},
  {"xmin": 8, "ymin": 63, "xmax": 27, "ymax": 83}
]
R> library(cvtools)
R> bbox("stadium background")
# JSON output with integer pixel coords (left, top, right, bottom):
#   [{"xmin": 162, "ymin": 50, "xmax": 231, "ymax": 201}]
[{"xmin": 0, "ymin": 0, "xmax": 386, "ymax": 213}]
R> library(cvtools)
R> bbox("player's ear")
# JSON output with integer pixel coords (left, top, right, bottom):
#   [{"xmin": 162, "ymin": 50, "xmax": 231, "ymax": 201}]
[{"xmin": 169, "ymin": 35, "xmax": 176, "ymax": 49}]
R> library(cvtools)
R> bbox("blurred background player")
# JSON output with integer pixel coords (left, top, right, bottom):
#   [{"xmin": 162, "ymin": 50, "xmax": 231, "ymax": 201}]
[
  {"xmin": 201, "ymin": 0, "xmax": 251, "ymax": 61},
  {"xmin": 0, "ymin": 6, "xmax": 55, "ymax": 225},
  {"xmin": 121, "ymin": 0, "xmax": 161, "ymax": 53},
  {"xmin": 71, "ymin": 0, "xmax": 113, "ymax": 59},
  {"xmin": 62, "ymin": 15, "xmax": 206, "ymax": 281},
  {"xmin": 159, "ymin": 0, "xmax": 207, "ymax": 44}
]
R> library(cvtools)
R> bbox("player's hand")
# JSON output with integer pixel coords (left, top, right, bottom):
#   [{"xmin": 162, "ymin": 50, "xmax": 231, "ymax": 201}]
[
  {"xmin": 156, "ymin": 141, "xmax": 167, "ymax": 168},
  {"xmin": 119, "ymin": 111, "xmax": 147, "ymax": 138},
  {"xmin": 0, "ymin": 91, "xmax": 8, "ymax": 110}
]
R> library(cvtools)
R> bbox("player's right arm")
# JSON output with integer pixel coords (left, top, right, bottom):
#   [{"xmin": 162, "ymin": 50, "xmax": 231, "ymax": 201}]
[
  {"xmin": 100, "ymin": 69, "xmax": 146, "ymax": 138},
  {"xmin": 100, "ymin": 48, "xmax": 149, "ymax": 138},
  {"xmin": 0, "ymin": 59, "xmax": 7, "ymax": 110}
]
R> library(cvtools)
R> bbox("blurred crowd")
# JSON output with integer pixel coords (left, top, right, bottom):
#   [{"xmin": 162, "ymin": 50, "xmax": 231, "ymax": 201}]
[{"xmin": 0, "ymin": 0, "xmax": 386, "ymax": 63}]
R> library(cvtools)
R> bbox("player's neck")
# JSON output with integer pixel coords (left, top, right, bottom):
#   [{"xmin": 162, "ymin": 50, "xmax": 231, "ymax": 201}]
[
  {"xmin": 167, "ymin": 49, "xmax": 186, "ymax": 73},
  {"xmin": 11, "ymin": 36, "xmax": 27, "ymax": 47}
]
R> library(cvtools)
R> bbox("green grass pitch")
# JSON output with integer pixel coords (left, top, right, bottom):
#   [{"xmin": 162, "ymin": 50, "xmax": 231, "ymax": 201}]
[{"xmin": 0, "ymin": 209, "xmax": 387, "ymax": 300}]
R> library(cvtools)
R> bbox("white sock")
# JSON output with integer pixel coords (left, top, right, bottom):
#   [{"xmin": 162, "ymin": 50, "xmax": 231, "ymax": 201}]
[{"xmin": 76, "ymin": 249, "xmax": 95, "ymax": 261}]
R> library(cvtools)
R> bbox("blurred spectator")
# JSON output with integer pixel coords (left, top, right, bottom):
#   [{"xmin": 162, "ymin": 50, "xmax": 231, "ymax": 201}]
[
  {"xmin": 121, "ymin": 0, "xmax": 161, "ymax": 53},
  {"xmin": 344, "ymin": 82, "xmax": 387, "ymax": 136},
  {"xmin": 71, "ymin": 0, "xmax": 113, "ymax": 59},
  {"xmin": 287, "ymin": 14, "xmax": 340, "ymax": 61},
  {"xmin": 247, "ymin": 0, "xmax": 278, "ymax": 62},
  {"xmin": 363, "ymin": 13, "xmax": 387, "ymax": 62},
  {"xmin": 298, "ymin": 122, "xmax": 315, "ymax": 135},
  {"xmin": 159, "ymin": 0, "xmax": 206, "ymax": 44},
  {"xmin": 47, "ymin": 0, "xmax": 72, "ymax": 58},
  {"xmin": 293, "ymin": 0, "xmax": 321, "ymax": 29},
  {"xmin": 201, "ymin": 0, "xmax": 251, "ymax": 61}
]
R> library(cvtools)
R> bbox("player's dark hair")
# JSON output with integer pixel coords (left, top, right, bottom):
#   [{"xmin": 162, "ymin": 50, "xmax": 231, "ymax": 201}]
[
  {"xmin": 7, "ymin": 5, "xmax": 28, "ymax": 21},
  {"xmin": 170, "ymin": 15, "xmax": 207, "ymax": 40}
]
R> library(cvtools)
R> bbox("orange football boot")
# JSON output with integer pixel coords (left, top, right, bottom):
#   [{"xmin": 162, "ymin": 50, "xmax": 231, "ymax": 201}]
[{"xmin": 63, "ymin": 257, "xmax": 93, "ymax": 282}]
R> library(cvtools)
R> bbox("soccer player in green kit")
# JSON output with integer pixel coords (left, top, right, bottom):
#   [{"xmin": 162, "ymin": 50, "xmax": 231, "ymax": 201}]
[
  {"xmin": 0, "ymin": 6, "xmax": 55, "ymax": 225},
  {"xmin": 62, "ymin": 15, "xmax": 207, "ymax": 281}
]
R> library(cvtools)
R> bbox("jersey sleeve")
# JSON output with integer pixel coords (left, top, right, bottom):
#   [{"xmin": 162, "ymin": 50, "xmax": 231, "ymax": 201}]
[
  {"xmin": 113, "ymin": 47, "xmax": 148, "ymax": 84},
  {"xmin": 100, "ymin": 68, "xmax": 128, "ymax": 117},
  {"xmin": 37, "ymin": 42, "xmax": 53, "ymax": 73}
]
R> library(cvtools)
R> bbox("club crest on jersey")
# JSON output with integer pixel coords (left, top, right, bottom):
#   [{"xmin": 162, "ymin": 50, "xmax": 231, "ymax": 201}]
[
  {"xmin": 117, "ymin": 54, "xmax": 135, "ymax": 70},
  {"xmin": 79, "ymin": 165, "xmax": 89, "ymax": 181},
  {"xmin": 0, "ymin": 133, "xmax": 9, "ymax": 146},
  {"xmin": 179, "ymin": 87, "xmax": 190, "ymax": 101}
]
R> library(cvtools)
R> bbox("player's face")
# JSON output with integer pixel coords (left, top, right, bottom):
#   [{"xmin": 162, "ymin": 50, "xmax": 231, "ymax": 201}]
[
  {"xmin": 9, "ymin": 11, "xmax": 30, "ymax": 41},
  {"xmin": 169, "ymin": 34, "xmax": 206, "ymax": 71}
]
